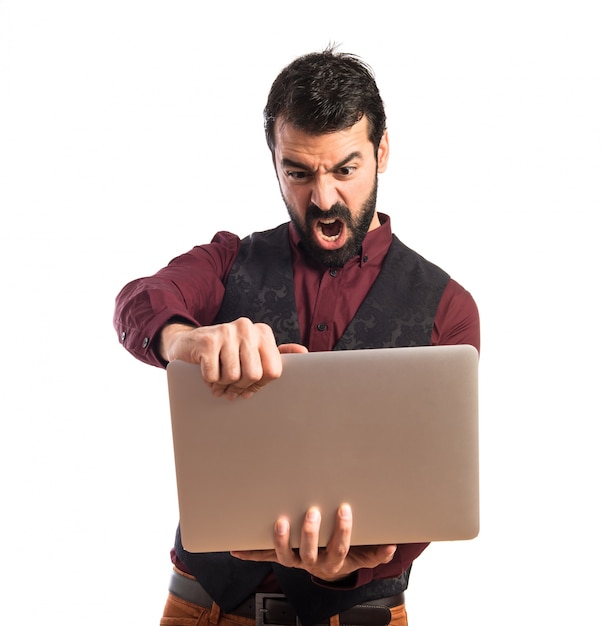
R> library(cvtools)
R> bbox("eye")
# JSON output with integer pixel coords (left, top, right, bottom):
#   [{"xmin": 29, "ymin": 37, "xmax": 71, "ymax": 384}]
[
  {"xmin": 286, "ymin": 170, "xmax": 310, "ymax": 181},
  {"xmin": 337, "ymin": 166, "xmax": 356, "ymax": 177}
]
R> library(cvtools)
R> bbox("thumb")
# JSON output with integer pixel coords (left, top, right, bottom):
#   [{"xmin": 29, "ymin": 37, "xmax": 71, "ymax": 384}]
[
  {"xmin": 278, "ymin": 343, "xmax": 309, "ymax": 354},
  {"xmin": 377, "ymin": 544, "xmax": 397, "ymax": 564}
]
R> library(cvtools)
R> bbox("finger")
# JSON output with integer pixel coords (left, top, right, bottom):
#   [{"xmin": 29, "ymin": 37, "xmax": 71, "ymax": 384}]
[
  {"xmin": 203, "ymin": 319, "xmax": 262, "ymax": 388},
  {"xmin": 278, "ymin": 343, "xmax": 309, "ymax": 354},
  {"xmin": 225, "ymin": 352, "xmax": 281, "ymax": 400},
  {"xmin": 345, "ymin": 544, "xmax": 397, "ymax": 571},
  {"xmin": 374, "ymin": 544, "xmax": 397, "ymax": 563},
  {"xmin": 235, "ymin": 341, "xmax": 304, "ymax": 399},
  {"xmin": 324, "ymin": 504, "xmax": 353, "ymax": 563},
  {"xmin": 272, "ymin": 517, "xmax": 299, "ymax": 567},
  {"xmin": 233, "ymin": 322, "xmax": 281, "ymax": 392},
  {"xmin": 298, "ymin": 507, "xmax": 321, "ymax": 566},
  {"xmin": 209, "ymin": 347, "xmax": 275, "ymax": 400},
  {"xmin": 235, "ymin": 335, "xmax": 264, "ymax": 388},
  {"xmin": 209, "ymin": 382, "xmax": 247, "ymax": 400},
  {"xmin": 199, "ymin": 321, "xmax": 283, "ymax": 399},
  {"xmin": 212, "ymin": 323, "xmax": 268, "ymax": 398},
  {"xmin": 256, "ymin": 328, "xmax": 285, "ymax": 382},
  {"xmin": 197, "ymin": 345, "xmax": 225, "ymax": 389},
  {"xmin": 201, "ymin": 340, "xmax": 242, "ymax": 390},
  {"xmin": 208, "ymin": 381, "xmax": 229, "ymax": 398},
  {"xmin": 230, "ymin": 549, "xmax": 278, "ymax": 562}
]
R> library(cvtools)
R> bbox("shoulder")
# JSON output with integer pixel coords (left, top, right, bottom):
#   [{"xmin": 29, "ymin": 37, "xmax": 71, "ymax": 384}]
[
  {"xmin": 237, "ymin": 223, "xmax": 291, "ymax": 256},
  {"xmin": 389, "ymin": 236, "xmax": 451, "ymax": 288},
  {"xmin": 432, "ymin": 279, "xmax": 480, "ymax": 352},
  {"xmin": 244, "ymin": 223, "xmax": 290, "ymax": 243},
  {"xmin": 168, "ymin": 231, "xmax": 242, "ymax": 276}
]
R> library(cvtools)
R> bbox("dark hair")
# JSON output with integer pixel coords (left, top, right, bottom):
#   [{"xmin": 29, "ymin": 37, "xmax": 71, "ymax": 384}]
[{"xmin": 264, "ymin": 45, "xmax": 387, "ymax": 157}]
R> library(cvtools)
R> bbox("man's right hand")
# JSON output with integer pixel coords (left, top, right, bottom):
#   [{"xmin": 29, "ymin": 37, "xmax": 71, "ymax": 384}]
[{"xmin": 159, "ymin": 317, "xmax": 307, "ymax": 400}]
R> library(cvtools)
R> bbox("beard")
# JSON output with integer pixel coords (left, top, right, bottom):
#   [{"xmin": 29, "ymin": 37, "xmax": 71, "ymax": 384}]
[{"xmin": 284, "ymin": 177, "xmax": 379, "ymax": 268}]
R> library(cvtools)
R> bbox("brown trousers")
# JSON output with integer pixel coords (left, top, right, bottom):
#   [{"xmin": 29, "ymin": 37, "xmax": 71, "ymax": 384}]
[{"xmin": 160, "ymin": 588, "xmax": 409, "ymax": 626}]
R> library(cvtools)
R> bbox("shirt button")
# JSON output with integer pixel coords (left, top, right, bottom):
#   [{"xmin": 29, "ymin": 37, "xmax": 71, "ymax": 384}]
[
  {"xmin": 329, "ymin": 269, "xmax": 338, "ymax": 277},
  {"xmin": 121, "ymin": 331, "xmax": 127, "ymax": 343},
  {"xmin": 142, "ymin": 337, "xmax": 150, "ymax": 348},
  {"xmin": 316, "ymin": 323, "xmax": 328, "ymax": 332}
]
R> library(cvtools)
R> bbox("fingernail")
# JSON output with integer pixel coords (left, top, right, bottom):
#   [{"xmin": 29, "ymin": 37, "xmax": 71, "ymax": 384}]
[
  {"xmin": 307, "ymin": 508, "xmax": 320, "ymax": 522},
  {"xmin": 340, "ymin": 504, "xmax": 352, "ymax": 519},
  {"xmin": 276, "ymin": 519, "xmax": 288, "ymax": 535}
]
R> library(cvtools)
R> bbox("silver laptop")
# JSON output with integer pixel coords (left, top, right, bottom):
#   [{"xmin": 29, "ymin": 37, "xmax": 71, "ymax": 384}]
[{"xmin": 167, "ymin": 344, "xmax": 479, "ymax": 552}]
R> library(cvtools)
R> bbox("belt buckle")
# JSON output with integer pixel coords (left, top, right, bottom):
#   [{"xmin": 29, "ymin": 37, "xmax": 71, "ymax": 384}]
[{"xmin": 255, "ymin": 592, "xmax": 300, "ymax": 626}]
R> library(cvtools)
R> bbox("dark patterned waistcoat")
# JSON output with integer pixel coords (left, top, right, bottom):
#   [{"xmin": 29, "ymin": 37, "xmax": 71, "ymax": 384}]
[{"xmin": 174, "ymin": 223, "xmax": 450, "ymax": 625}]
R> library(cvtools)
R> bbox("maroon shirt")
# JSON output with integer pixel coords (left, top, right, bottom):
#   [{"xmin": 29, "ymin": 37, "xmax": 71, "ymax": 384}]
[{"xmin": 114, "ymin": 213, "xmax": 480, "ymax": 588}]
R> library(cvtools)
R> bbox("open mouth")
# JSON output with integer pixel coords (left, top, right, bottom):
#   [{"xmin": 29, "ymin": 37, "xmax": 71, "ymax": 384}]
[{"xmin": 317, "ymin": 218, "xmax": 344, "ymax": 242}]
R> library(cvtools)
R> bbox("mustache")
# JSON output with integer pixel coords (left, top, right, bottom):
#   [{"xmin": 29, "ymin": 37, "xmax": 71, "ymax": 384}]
[{"xmin": 305, "ymin": 203, "xmax": 352, "ymax": 223}]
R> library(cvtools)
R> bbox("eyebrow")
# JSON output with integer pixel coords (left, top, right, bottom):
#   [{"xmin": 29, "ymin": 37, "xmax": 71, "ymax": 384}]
[{"xmin": 281, "ymin": 151, "xmax": 363, "ymax": 172}]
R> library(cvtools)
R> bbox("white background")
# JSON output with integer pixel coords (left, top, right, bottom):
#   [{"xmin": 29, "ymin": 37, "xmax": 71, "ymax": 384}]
[{"xmin": 1, "ymin": 1, "xmax": 603, "ymax": 624}]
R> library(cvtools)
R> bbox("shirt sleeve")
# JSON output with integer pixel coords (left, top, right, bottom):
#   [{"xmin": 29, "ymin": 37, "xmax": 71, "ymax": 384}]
[
  {"xmin": 431, "ymin": 279, "xmax": 481, "ymax": 352},
  {"xmin": 113, "ymin": 231, "xmax": 241, "ymax": 368}
]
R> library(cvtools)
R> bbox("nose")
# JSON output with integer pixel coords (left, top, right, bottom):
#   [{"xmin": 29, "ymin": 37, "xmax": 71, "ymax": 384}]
[{"xmin": 310, "ymin": 176, "xmax": 339, "ymax": 211}]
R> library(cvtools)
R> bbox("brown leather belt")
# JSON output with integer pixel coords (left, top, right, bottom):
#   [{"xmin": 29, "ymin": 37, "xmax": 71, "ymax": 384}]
[{"xmin": 168, "ymin": 569, "xmax": 404, "ymax": 626}]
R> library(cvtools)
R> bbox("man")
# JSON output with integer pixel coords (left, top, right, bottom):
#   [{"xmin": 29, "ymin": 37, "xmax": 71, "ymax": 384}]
[{"xmin": 114, "ymin": 46, "xmax": 480, "ymax": 626}]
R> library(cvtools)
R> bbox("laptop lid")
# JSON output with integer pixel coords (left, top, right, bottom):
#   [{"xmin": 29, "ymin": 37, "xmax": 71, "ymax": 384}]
[{"xmin": 167, "ymin": 344, "xmax": 479, "ymax": 552}]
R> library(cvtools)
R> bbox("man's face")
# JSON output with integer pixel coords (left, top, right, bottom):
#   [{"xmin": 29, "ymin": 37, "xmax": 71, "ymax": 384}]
[{"xmin": 274, "ymin": 116, "xmax": 389, "ymax": 267}]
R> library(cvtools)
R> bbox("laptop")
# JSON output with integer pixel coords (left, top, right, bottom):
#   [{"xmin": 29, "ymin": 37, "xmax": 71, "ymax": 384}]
[{"xmin": 167, "ymin": 344, "xmax": 479, "ymax": 552}]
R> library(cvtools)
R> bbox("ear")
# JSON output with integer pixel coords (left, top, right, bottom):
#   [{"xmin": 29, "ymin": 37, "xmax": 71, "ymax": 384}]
[{"xmin": 376, "ymin": 130, "xmax": 390, "ymax": 173}]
